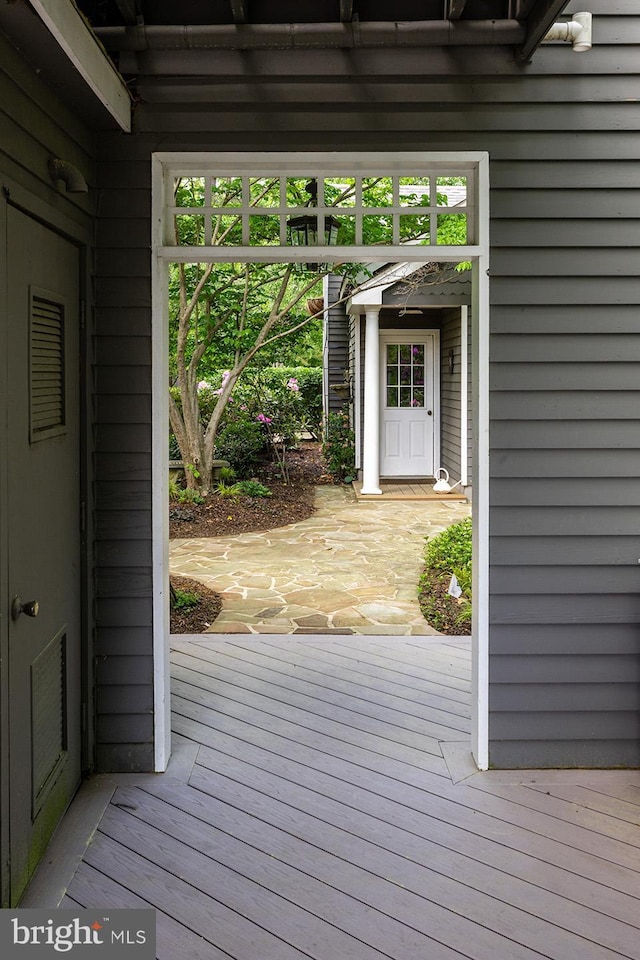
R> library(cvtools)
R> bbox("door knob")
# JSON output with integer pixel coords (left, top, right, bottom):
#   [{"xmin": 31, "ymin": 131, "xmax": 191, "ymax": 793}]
[
  {"xmin": 427, "ymin": 410, "xmax": 433, "ymax": 416},
  {"xmin": 11, "ymin": 596, "xmax": 40, "ymax": 620}
]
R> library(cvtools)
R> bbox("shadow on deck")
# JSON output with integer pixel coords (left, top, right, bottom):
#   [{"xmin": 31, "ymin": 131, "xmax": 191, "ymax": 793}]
[{"xmin": 24, "ymin": 636, "xmax": 640, "ymax": 960}]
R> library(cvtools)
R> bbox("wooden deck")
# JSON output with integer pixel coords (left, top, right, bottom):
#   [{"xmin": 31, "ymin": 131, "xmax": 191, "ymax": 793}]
[
  {"xmin": 26, "ymin": 636, "xmax": 640, "ymax": 960},
  {"xmin": 353, "ymin": 480, "xmax": 467, "ymax": 501}
]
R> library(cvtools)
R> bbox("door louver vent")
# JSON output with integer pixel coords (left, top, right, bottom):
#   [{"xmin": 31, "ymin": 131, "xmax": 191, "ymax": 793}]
[
  {"xmin": 30, "ymin": 292, "xmax": 65, "ymax": 441},
  {"xmin": 31, "ymin": 630, "xmax": 67, "ymax": 817}
]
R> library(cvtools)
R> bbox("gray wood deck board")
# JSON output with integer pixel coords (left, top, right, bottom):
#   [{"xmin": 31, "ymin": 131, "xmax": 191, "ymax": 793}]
[
  {"xmin": 106, "ymin": 784, "xmax": 493, "ymax": 960},
  {"xmin": 191, "ymin": 738, "xmax": 640, "ymax": 917},
  {"xmin": 172, "ymin": 643, "xmax": 471, "ymax": 731},
  {"xmin": 27, "ymin": 637, "xmax": 640, "ymax": 959},
  {"xmin": 82, "ymin": 830, "xmax": 311, "ymax": 960},
  {"xmin": 220, "ymin": 638, "xmax": 472, "ymax": 702},
  {"xmin": 528, "ymin": 783, "xmax": 640, "ymax": 825},
  {"xmin": 175, "ymin": 638, "xmax": 472, "ymax": 717},
  {"xmin": 170, "ymin": 684, "xmax": 450, "ymax": 776},
  {"xmin": 271, "ymin": 639, "xmax": 473, "ymax": 690},
  {"xmin": 181, "ymin": 760, "xmax": 640, "ymax": 958},
  {"xmin": 469, "ymin": 781, "xmax": 640, "ymax": 856},
  {"xmin": 171, "ymin": 655, "xmax": 469, "ymax": 746},
  {"xmin": 66, "ymin": 862, "xmax": 224, "ymax": 960},
  {"xmin": 110, "ymin": 779, "xmax": 632, "ymax": 960}
]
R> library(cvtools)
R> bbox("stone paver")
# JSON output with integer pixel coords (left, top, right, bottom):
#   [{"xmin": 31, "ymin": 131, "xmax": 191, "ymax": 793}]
[{"xmin": 170, "ymin": 485, "xmax": 471, "ymax": 634}]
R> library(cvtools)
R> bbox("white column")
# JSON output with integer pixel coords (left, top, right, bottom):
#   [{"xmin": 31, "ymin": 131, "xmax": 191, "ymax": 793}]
[{"xmin": 361, "ymin": 307, "xmax": 382, "ymax": 495}]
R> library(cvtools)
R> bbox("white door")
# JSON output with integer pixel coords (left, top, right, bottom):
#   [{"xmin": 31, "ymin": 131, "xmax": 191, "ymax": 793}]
[{"xmin": 380, "ymin": 333, "xmax": 437, "ymax": 477}]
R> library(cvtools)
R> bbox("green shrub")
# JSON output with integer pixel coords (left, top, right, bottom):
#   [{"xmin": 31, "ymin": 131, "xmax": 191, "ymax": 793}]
[
  {"xmin": 424, "ymin": 517, "xmax": 472, "ymax": 578},
  {"xmin": 322, "ymin": 410, "xmax": 356, "ymax": 483},
  {"xmin": 215, "ymin": 417, "xmax": 267, "ymax": 478},
  {"xmin": 215, "ymin": 480, "xmax": 241, "ymax": 498},
  {"xmin": 234, "ymin": 479, "xmax": 272, "ymax": 498},
  {"xmin": 418, "ymin": 518, "xmax": 472, "ymax": 635},
  {"xmin": 169, "ymin": 479, "xmax": 204, "ymax": 505},
  {"xmin": 171, "ymin": 588, "xmax": 199, "ymax": 610}
]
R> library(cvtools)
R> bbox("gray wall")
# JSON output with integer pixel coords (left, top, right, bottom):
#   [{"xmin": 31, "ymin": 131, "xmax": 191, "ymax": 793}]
[
  {"xmin": 0, "ymin": 28, "xmax": 97, "ymax": 897},
  {"xmin": 323, "ymin": 273, "xmax": 350, "ymax": 417},
  {"xmin": 440, "ymin": 309, "xmax": 465, "ymax": 486},
  {"xmin": 92, "ymin": 0, "xmax": 640, "ymax": 768}
]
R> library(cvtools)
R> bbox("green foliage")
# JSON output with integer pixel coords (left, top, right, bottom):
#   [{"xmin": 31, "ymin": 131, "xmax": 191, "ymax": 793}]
[
  {"xmin": 169, "ymin": 483, "xmax": 205, "ymax": 505},
  {"xmin": 322, "ymin": 410, "xmax": 356, "ymax": 483},
  {"xmin": 218, "ymin": 465, "xmax": 237, "ymax": 481},
  {"xmin": 169, "ymin": 433, "xmax": 181, "ymax": 460},
  {"xmin": 424, "ymin": 518, "xmax": 472, "ymax": 575},
  {"xmin": 214, "ymin": 416, "xmax": 267, "ymax": 478},
  {"xmin": 171, "ymin": 588, "xmax": 199, "ymax": 611},
  {"xmin": 215, "ymin": 481, "xmax": 241, "ymax": 498},
  {"xmin": 169, "ymin": 476, "xmax": 205, "ymax": 504},
  {"xmin": 234, "ymin": 480, "xmax": 272, "ymax": 498},
  {"xmin": 418, "ymin": 519, "xmax": 472, "ymax": 635}
]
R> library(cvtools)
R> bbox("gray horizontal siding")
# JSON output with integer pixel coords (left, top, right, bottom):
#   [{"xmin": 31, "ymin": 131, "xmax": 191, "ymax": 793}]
[
  {"xmin": 440, "ymin": 313, "xmax": 462, "ymax": 485},
  {"xmin": 90, "ymin": 4, "xmax": 640, "ymax": 769},
  {"xmin": 94, "ymin": 149, "xmax": 154, "ymax": 772},
  {"xmin": 324, "ymin": 274, "xmax": 349, "ymax": 417}
]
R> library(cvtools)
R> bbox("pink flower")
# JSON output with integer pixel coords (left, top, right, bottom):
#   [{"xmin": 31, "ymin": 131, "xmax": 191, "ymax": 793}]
[
  {"xmin": 197, "ymin": 380, "xmax": 210, "ymax": 390},
  {"xmin": 256, "ymin": 413, "xmax": 272, "ymax": 425},
  {"xmin": 287, "ymin": 377, "xmax": 300, "ymax": 392}
]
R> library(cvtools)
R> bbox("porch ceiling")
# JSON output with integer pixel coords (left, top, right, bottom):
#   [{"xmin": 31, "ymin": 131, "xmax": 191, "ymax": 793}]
[{"xmin": 78, "ymin": 1, "xmax": 571, "ymax": 61}]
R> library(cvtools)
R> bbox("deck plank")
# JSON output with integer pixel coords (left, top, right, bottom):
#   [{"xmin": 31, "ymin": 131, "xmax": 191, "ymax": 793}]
[
  {"xmin": 171, "ymin": 657, "xmax": 468, "ymax": 745},
  {"xmin": 107, "ymin": 784, "xmax": 505, "ymax": 960},
  {"xmin": 179, "ymin": 764, "xmax": 640, "ymax": 960},
  {"xmin": 470, "ymin": 781, "xmax": 640, "ymax": 855},
  {"xmin": 176, "ymin": 639, "xmax": 471, "ymax": 716},
  {"xmin": 170, "ymin": 684, "xmax": 450, "ymax": 775},
  {"xmin": 171, "ymin": 645, "xmax": 471, "ymax": 732},
  {"xmin": 223, "ymin": 638, "xmax": 472, "ymax": 700},
  {"xmin": 67, "ymin": 861, "xmax": 225, "ymax": 960},
  {"xmin": 25, "ymin": 636, "xmax": 640, "ymax": 960},
  {"xmin": 84, "ymin": 825, "xmax": 339, "ymax": 960},
  {"xmin": 191, "ymin": 737, "xmax": 640, "ymax": 911},
  {"xmin": 528, "ymin": 783, "xmax": 640, "ymax": 826}
]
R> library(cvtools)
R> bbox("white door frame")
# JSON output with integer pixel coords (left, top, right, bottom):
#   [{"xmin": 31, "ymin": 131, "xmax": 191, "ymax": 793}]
[
  {"xmin": 379, "ymin": 329, "xmax": 440, "ymax": 479},
  {"xmin": 151, "ymin": 151, "xmax": 490, "ymax": 771}
]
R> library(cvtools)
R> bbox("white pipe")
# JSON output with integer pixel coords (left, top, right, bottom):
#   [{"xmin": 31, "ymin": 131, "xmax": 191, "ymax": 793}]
[{"xmin": 543, "ymin": 12, "xmax": 592, "ymax": 52}]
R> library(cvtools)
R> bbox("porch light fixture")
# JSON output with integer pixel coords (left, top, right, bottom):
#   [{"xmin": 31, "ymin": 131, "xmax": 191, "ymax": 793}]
[{"xmin": 288, "ymin": 179, "xmax": 340, "ymax": 272}]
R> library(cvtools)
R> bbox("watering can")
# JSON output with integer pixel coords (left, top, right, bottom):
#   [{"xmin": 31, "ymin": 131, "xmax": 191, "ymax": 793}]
[{"xmin": 433, "ymin": 468, "xmax": 462, "ymax": 494}]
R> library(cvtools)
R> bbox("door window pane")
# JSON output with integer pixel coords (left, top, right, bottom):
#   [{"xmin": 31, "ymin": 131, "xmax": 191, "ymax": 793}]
[{"xmin": 385, "ymin": 342, "xmax": 427, "ymax": 408}]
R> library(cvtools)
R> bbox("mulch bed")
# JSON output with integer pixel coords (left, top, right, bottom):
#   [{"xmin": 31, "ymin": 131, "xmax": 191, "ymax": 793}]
[
  {"xmin": 170, "ymin": 574, "xmax": 223, "ymax": 634},
  {"xmin": 169, "ymin": 441, "xmax": 330, "ymax": 540},
  {"xmin": 417, "ymin": 570, "xmax": 472, "ymax": 636}
]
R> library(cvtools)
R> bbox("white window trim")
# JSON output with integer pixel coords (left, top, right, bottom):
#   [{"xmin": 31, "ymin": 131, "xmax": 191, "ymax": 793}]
[{"xmin": 152, "ymin": 151, "xmax": 490, "ymax": 772}]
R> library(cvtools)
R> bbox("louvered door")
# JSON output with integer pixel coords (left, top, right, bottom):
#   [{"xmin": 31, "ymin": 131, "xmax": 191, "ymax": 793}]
[{"xmin": 6, "ymin": 207, "xmax": 82, "ymax": 905}]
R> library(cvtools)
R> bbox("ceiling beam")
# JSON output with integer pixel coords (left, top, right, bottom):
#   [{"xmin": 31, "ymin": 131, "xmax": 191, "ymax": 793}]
[
  {"xmin": 445, "ymin": 1, "xmax": 467, "ymax": 19},
  {"xmin": 517, "ymin": 0, "xmax": 571, "ymax": 61},
  {"xmin": 340, "ymin": 0, "xmax": 354, "ymax": 22},
  {"xmin": 29, "ymin": 0, "xmax": 132, "ymax": 131},
  {"xmin": 229, "ymin": 0, "xmax": 248, "ymax": 23}
]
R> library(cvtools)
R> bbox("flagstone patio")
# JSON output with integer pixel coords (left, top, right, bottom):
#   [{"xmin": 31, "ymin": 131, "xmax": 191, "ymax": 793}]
[{"xmin": 170, "ymin": 485, "xmax": 471, "ymax": 634}]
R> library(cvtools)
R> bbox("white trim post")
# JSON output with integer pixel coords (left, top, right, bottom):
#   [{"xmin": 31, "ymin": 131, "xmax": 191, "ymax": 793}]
[
  {"xmin": 151, "ymin": 155, "xmax": 171, "ymax": 772},
  {"xmin": 361, "ymin": 307, "xmax": 382, "ymax": 495}
]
